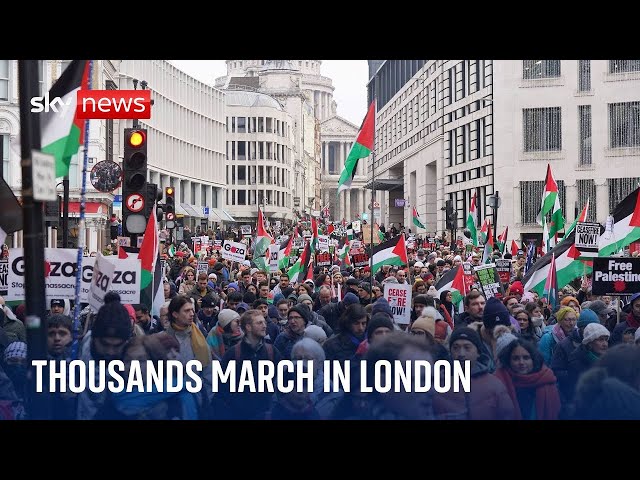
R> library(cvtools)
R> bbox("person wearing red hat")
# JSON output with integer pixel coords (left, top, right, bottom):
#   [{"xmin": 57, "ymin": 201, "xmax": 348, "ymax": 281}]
[{"xmin": 508, "ymin": 281, "xmax": 524, "ymax": 301}]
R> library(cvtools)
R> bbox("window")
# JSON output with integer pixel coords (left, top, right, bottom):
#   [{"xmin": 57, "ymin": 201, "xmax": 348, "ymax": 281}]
[
  {"xmin": 523, "ymin": 60, "xmax": 561, "ymax": 79},
  {"xmin": 329, "ymin": 143, "xmax": 337, "ymax": 174},
  {"xmin": 609, "ymin": 101, "xmax": 640, "ymax": 148},
  {"xmin": 0, "ymin": 60, "xmax": 10, "ymax": 101},
  {"xmin": 237, "ymin": 117, "xmax": 246, "ymax": 133},
  {"xmin": 523, "ymin": 107, "xmax": 562, "ymax": 152},
  {"xmin": 231, "ymin": 141, "xmax": 236, "ymax": 160},
  {"xmin": 237, "ymin": 141, "xmax": 246, "ymax": 160},
  {"xmin": 258, "ymin": 117, "xmax": 264, "ymax": 133},
  {"xmin": 608, "ymin": 177, "xmax": 640, "ymax": 212},
  {"xmin": 237, "ymin": 166, "xmax": 246, "ymax": 184},
  {"xmin": 578, "ymin": 60, "xmax": 591, "ymax": 92},
  {"xmin": 576, "ymin": 179, "xmax": 596, "ymax": 222},
  {"xmin": 578, "ymin": 105, "xmax": 592, "ymax": 165},
  {"xmin": 520, "ymin": 180, "xmax": 565, "ymax": 225},
  {"xmin": 266, "ymin": 118, "xmax": 272, "ymax": 133},
  {"xmin": 231, "ymin": 117, "xmax": 236, "ymax": 133},
  {"xmin": 609, "ymin": 60, "xmax": 640, "ymax": 73},
  {"xmin": 237, "ymin": 190, "xmax": 246, "ymax": 205},
  {"xmin": 1, "ymin": 134, "xmax": 9, "ymax": 180}
]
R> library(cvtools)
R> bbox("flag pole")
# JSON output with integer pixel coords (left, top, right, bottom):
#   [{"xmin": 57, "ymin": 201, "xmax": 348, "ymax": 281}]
[
  {"xmin": 369, "ymin": 155, "xmax": 375, "ymax": 305},
  {"xmin": 71, "ymin": 60, "xmax": 93, "ymax": 360}
]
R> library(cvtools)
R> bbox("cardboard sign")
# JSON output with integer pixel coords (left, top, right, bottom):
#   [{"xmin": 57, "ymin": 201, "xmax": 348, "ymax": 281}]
[
  {"xmin": 241, "ymin": 225, "xmax": 252, "ymax": 235},
  {"xmin": 575, "ymin": 222, "xmax": 601, "ymax": 258},
  {"xmin": 117, "ymin": 236, "xmax": 131, "ymax": 247},
  {"xmin": 197, "ymin": 261, "xmax": 209, "ymax": 275},
  {"xmin": 473, "ymin": 263, "xmax": 504, "ymax": 299},
  {"xmin": 592, "ymin": 257, "xmax": 640, "ymax": 295},
  {"xmin": 214, "ymin": 240, "xmax": 222, "ymax": 251},
  {"xmin": 317, "ymin": 235, "xmax": 329, "ymax": 252},
  {"xmin": 0, "ymin": 259, "xmax": 8, "ymax": 296},
  {"xmin": 462, "ymin": 262, "xmax": 478, "ymax": 293},
  {"xmin": 384, "ymin": 283, "xmax": 412, "ymax": 325},
  {"xmin": 352, "ymin": 221, "xmax": 361, "ymax": 233},
  {"xmin": 495, "ymin": 259, "xmax": 512, "ymax": 284},
  {"xmin": 221, "ymin": 240, "xmax": 247, "ymax": 263},
  {"xmin": 88, "ymin": 253, "xmax": 115, "ymax": 313}
]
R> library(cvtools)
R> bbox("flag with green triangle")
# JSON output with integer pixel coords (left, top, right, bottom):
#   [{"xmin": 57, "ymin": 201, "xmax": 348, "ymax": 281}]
[
  {"xmin": 337, "ymin": 101, "xmax": 375, "ymax": 196},
  {"xmin": 598, "ymin": 187, "xmax": 640, "ymax": 257},
  {"xmin": 565, "ymin": 198, "xmax": 589, "ymax": 237},
  {"xmin": 371, "ymin": 234, "xmax": 408, "ymax": 274},
  {"xmin": 496, "ymin": 226, "xmax": 508, "ymax": 255},
  {"xmin": 412, "ymin": 207, "xmax": 425, "ymax": 229},
  {"xmin": 40, "ymin": 60, "xmax": 91, "ymax": 178},
  {"xmin": 435, "ymin": 265, "xmax": 466, "ymax": 313},
  {"xmin": 466, "ymin": 191, "xmax": 478, "ymax": 246}
]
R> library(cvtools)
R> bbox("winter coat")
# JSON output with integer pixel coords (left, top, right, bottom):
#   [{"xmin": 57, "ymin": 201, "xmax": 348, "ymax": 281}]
[
  {"xmin": 433, "ymin": 353, "xmax": 516, "ymax": 420},
  {"xmin": 550, "ymin": 328, "xmax": 582, "ymax": 403}
]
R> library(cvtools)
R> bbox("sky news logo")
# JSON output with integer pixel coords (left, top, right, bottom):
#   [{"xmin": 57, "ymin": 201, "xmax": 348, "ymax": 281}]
[{"xmin": 30, "ymin": 90, "xmax": 151, "ymax": 119}]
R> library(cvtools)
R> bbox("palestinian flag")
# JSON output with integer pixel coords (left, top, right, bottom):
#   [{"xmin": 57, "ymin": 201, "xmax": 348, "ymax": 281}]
[
  {"xmin": 481, "ymin": 220, "xmax": 494, "ymax": 264},
  {"xmin": 511, "ymin": 240, "xmax": 519, "ymax": 257},
  {"xmin": 347, "ymin": 223, "xmax": 354, "ymax": 240},
  {"xmin": 413, "ymin": 207, "xmax": 425, "ymax": 229},
  {"xmin": 311, "ymin": 216, "xmax": 319, "ymax": 254},
  {"xmin": 337, "ymin": 101, "xmax": 375, "ymax": 195},
  {"xmin": 371, "ymin": 234, "xmax": 408, "ymax": 274},
  {"xmin": 479, "ymin": 218, "xmax": 489, "ymax": 245},
  {"xmin": 338, "ymin": 241, "xmax": 351, "ymax": 266},
  {"xmin": 288, "ymin": 240, "xmax": 311, "ymax": 283},
  {"xmin": 376, "ymin": 222, "xmax": 385, "ymax": 242},
  {"xmin": 522, "ymin": 230, "xmax": 592, "ymax": 296},
  {"xmin": 598, "ymin": 187, "xmax": 640, "ymax": 257},
  {"xmin": 278, "ymin": 235, "xmax": 294, "ymax": 270},
  {"xmin": 138, "ymin": 202, "xmax": 164, "ymax": 316},
  {"xmin": 537, "ymin": 164, "xmax": 565, "ymax": 251},
  {"xmin": 435, "ymin": 265, "xmax": 466, "ymax": 313},
  {"xmin": 496, "ymin": 227, "xmax": 508, "ymax": 255},
  {"xmin": 543, "ymin": 253, "xmax": 559, "ymax": 312},
  {"xmin": 565, "ymin": 198, "xmax": 590, "ymax": 237},
  {"xmin": 537, "ymin": 164, "xmax": 560, "ymax": 225},
  {"xmin": 466, "ymin": 192, "xmax": 478, "ymax": 246},
  {"xmin": 254, "ymin": 207, "xmax": 273, "ymax": 260},
  {"xmin": 303, "ymin": 254, "xmax": 314, "ymax": 283},
  {"xmin": 41, "ymin": 60, "xmax": 91, "ymax": 178}
]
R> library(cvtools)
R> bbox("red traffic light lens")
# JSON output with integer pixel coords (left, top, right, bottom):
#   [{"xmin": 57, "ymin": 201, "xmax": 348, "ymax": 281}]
[{"xmin": 128, "ymin": 130, "xmax": 146, "ymax": 147}]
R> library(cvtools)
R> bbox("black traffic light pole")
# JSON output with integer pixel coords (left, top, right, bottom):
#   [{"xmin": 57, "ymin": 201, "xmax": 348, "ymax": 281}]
[
  {"xmin": 122, "ymin": 128, "xmax": 148, "ymax": 248},
  {"xmin": 18, "ymin": 60, "xmax": 50, "ymax": 420}
]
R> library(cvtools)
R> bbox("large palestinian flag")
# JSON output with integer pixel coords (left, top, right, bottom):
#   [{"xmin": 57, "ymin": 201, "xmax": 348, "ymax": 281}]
[
  {"xmin": 371, "ymin": 234, "xmax": 408, "ymax": 274},
  {"xmin": 522, "ymin": 230, "xmax": 591, "ymax": 296},
  {"xmin": 598, "ymin": 187, "xmax": 640, "ymax": 257},
  {"xmin": 41, "ymin": 60, "xmax": 91, "ymax": 178}
]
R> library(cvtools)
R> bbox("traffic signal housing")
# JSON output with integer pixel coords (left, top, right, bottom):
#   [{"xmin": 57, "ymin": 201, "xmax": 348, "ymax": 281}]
[
  {"xmin": 445, "ymin": 199, "xmax": 456, "ymax": 231},
  {"xmin": 146, "ymin": 183, "xmax": 164, "ymax": 223},
  {"xmin": 122, "ymin": 128, "xmax": 148, "ymax": 235},
  {"xmin": 165, "ymin": 186, "xmax": 176, "ymax": 229}
]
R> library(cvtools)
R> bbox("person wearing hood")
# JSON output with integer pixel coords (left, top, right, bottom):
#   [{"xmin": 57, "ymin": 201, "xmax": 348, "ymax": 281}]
[
  {"xmin": 0, "ymin": 298, "xmax": 26, "ymax": 343},
  {"xmin": 318, "ymin": 291, "xmax": 361, "ymax": 332},
  {"xmin": 274, "ymin": 304, "xmax": 311, "ymax": 360},
  {"xmin": 611, "ymin": 292, "xmax": 640, "ymax": 345},
  {"xmin": 206, "ymin": 308, "xmax": 243, "ymax": 360},
  {"xmin": 297, "ymin": 294, "xmax": 333, "ymax": 338},
  {"xmin": 419, "ymin": 305, "xmax": 452, "ymax": 344},
  {"xmin": 433, "ymin": 327, "xmax": 516, "ymax": 420},
  {"xmin": 440, "ymin": 290, "xmax": 457, "ymax": 326}
]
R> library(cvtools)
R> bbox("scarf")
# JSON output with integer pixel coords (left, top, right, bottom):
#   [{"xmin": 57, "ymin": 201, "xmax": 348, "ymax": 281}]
[
  {"xmin": 626, "ymin": 312, "xmax": 640, "ymax": 329},
  {"xmin": 551, "ymin": 323, "xmax": 568, "ymax": 345},
  {"xmin": 495, "ymin": 366, "xmax": 561, "ymax": 420},
  {"xmin": 171, "ymin": 322, "xmax": 211, "ymax": 367},
  {"xmin": 112, "ymin": 382, "xmax": 199, "ymax": 420}
]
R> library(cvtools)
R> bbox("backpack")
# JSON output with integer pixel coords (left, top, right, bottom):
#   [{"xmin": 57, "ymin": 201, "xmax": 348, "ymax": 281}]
[{"xmin": 233, "ymin": 341, "xmax": 274, "ymax": 362}]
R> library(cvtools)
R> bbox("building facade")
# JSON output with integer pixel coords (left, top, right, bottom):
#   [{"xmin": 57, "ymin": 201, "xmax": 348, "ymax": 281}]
[
  {"xmin": 223, "ymin": 90, "xmax": 294, "ymax": 225},
  {"xmin": 1, "ymin": 60, "xmax": 121, "ymax": 252},
  {"xmin": 216, "ymin": 60, "xmax": 368, "ymax": 221},
  {"xmin": 493, "ymin": 59, "xmax": 640, "ymax": 245},
  {"xmin": 120, "ymin": 60, "xmax": 229, "ymax": 234},
  {"xmin": 366, "ymin": 59, "xmax": 640, "ymax": 246}
]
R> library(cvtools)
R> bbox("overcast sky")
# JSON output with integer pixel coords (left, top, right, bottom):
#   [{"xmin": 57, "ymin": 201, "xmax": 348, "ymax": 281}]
[{"xmin": 168, "ymin": 60, "xmax": 369, "ymax": 125}]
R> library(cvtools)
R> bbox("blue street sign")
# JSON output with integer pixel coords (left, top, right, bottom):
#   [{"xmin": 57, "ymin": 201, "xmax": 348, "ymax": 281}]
[{"xmin": 203, "ymin": 207, "xmax": 209, "ymax": 215}]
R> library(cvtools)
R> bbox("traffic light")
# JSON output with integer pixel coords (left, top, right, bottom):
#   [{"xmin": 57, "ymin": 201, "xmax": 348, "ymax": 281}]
[
  {"xmin": 445, "ymin": 199, "xmax": 456, "ymax": 231},
  {"xmin": 146, "ymin": 183, "xmax": 164, "ymax": 223},
  {"xmin": 122, "ymin": 127, "xmax": 148, "ymax": 235},
  {"xmin": 165, "ymin": 186, "xmax": 176, "ymax": 230}
]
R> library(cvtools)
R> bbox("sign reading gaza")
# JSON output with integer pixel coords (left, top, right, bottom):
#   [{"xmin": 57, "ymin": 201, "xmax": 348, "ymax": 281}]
[{"xmin": 592, "ymin": 257, "xmax": 640, "ymax": 295}]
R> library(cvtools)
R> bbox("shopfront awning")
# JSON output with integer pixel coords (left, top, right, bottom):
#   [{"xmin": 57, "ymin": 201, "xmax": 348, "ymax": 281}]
[
  {"xmin": 180, "ymin": 203, "xmax": 204, "ymax": 218},
  {"xmin": 363, "ymin": 178, "xmax": 404, "ymax": 191},
  {"xmin": 221, "ymin": 209, "xmax": 236, "ymax": 222},
  {"xmin": 175, "ymin": 203, "xmax": 189, "ymax": 216},
  {"xmin": 209, "ymin": 209, "xmax": 223, "ymax": 222}
]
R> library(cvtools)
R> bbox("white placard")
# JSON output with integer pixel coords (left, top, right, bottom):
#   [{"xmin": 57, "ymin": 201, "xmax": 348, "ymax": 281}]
[
  {"xmin": 383, "ymin": 283, "xmax": 412, "ymax": 325},
  {"xmin": 221, "ymin": 240, "xmax": 248, "ymax": 263},
  {"xmin": 352, "ymin": 221, "xmax": 361, "ymax": 233},
  {"xmin": 32, "ymin": 150, "xmax": 56, "ymax": 201},
  {"xmin": 0, "ymin": 258, "xmax": 8, "ymax": 295},
  {"xmin": 269, "ymin": 244, "xmax": 280, "ymax": 273},
  {"xmin": 317, "ymin": 235, "xmax": 329, "ymax": 252},
  {"xmin": 575, "ymin": 222, "xmax": 601, "ymax": 257},
  {"xmin": 88, "ymin": 253, "xmax": 115, "ymax": 313}
]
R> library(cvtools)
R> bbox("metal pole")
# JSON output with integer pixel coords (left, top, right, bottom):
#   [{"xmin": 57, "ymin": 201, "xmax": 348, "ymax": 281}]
[
  {"xmin": 19, "ymin": 59, "xmax": 50, "ymax": 420},
  {"xmin": 494, "ymin": 191, "xmax": 500, "ymax": 233},
  {"xmin": 370, "ymin": 151, "xmax": 375, "ymax": 306},
  {"xmin": 62, "ymin": 175, "xmax": 69, "ymax": 248}
]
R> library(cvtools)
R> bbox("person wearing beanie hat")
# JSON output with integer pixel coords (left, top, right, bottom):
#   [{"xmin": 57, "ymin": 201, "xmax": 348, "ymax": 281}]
[
  {"xmin": 304, "ymin": 324, "xmax": 328, "ymax": 345},
  {"xmin": 410, "ymin": 315, "xmax": 436, "ymax": 339},
  {"xmin": 482, "ymin": 297, "xmax": 512, "ymax": 331},
  {"xmin": 357, "ymin": 282, "xmax": 372, "ymax": 305},
  {"xmin": 434, "ymin": 326, "xmax": 516, "ymax": 420},
  {"xmin": 297, "ymin": 294, "xmax": 313, "ymax": 305},
  {"xmin": 588, "ymin": 299, "xmax": 616, "ymax": 331},
  {"xmin": 426, "ymin": 286, "xmax": 439, "ymax": 299},
  {"xmin": 367, "ymin": 313, "xmax": 395, "ymax": 344},
  {"xmin": 581, "ymin": 323, "xmax": 610, "ymax": 347},
  {"xmin": 538, "ymin": 305, "xmax": 578, "ymax": 366},
  {"xmin": 206, "ymin": 309, "xmax": 243, "ymax": 360},
  {"xmin": 371, "ymin": 297, "xmax": 393, "ymax": 320},
  {"xmin": 3, "ymin": 341, "xmax": 27, "ymax": 364},
  {"xmin": 560, "ymin": 295, "xmax": 581, "ymax": 315},
  {"xmin": 508, "ymin": 281, "xmax": 524, "ymax": 299},
  {"xmin": 493, "ymin": 325, "xmax": 518, "ymax": 362},
  {"xmin": 274, "ymin": 304, "xmax": 312, "ymax": 359}
]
